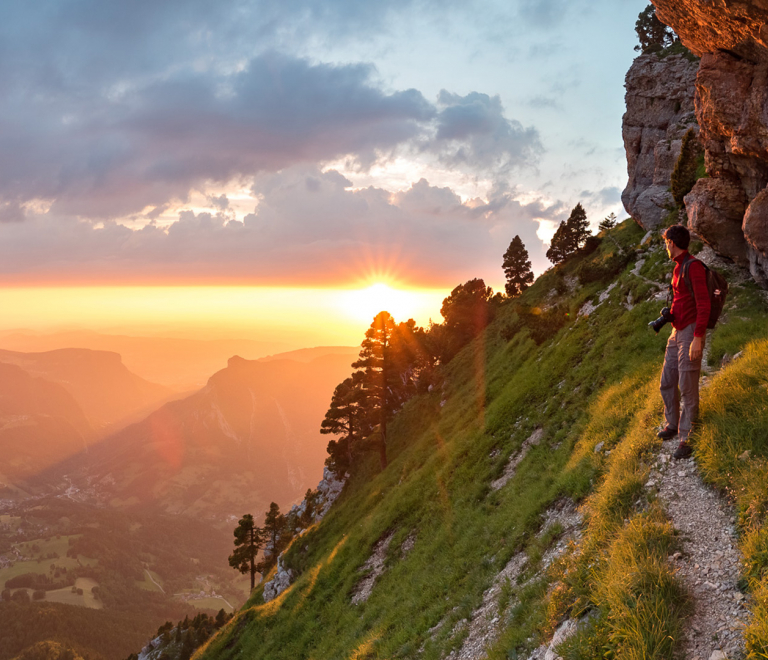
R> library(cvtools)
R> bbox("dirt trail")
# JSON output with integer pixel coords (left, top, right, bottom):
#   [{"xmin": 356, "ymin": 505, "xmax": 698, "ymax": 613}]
[
  {"xmin": 647, "ymin": 440, "xmax": 749, "ymax": 659},
  {"xmin": 144, "ymin": 568, "xmax": 165, "ymax": 593}
]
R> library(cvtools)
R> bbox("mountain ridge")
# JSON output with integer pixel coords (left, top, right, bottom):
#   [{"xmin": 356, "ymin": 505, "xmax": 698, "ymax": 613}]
[
  {"xmin": 0, "ymin": 348, "xmax": 173, "ymax": 433},
  {"xmin": 34, "ymin": 351, "xmax": 357, "ymax": 522}
]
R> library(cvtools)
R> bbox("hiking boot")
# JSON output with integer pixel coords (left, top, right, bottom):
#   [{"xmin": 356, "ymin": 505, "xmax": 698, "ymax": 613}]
[
  {"xmin": 673, "ymin": 441, "xmax": 693, "ymax": 460},
  {"xmin": 657, "ymin": 426, "xmax": 678, "ymax": 440}
]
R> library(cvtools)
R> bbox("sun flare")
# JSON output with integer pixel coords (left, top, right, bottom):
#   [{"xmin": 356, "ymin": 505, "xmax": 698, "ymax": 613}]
[{"xmin": 338, "ymin": 283, "xmax": 442, "ymax": 325}]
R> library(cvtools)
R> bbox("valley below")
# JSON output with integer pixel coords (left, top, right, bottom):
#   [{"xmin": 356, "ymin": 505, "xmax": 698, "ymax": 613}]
[{"xmin": 0, "ymin": 343, "xmax": 358, "ymax": 660}]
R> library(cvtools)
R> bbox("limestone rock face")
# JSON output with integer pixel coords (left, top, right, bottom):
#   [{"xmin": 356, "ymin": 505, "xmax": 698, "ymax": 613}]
[
  {"xmin": 744, "ymin": 187, "xmax": 768, "ymax": 286},
  {"xmin": 650, "ymin": 0, "xmax": 768, "ymax": 285},
  {"xmin": 696, "ymin": 52, "xmax": 768, "ymax": 199},
  {"xmin": 262, "ymin": 467, "xmax": 346, "ymax": 603},
  {"xmin": 622, "ymin": 53, "xmax": 699, "ymax": 230},
  {"xmin": 653, "ymin": 1, "xmax": 768, "ymax": 62},
  {"xmin": 262, "ymin": 555, "xmax": 294, "ymax": 603},
  {"xmin": 685, "ymin": 177, "xmax": 749, "ymax": 264}
]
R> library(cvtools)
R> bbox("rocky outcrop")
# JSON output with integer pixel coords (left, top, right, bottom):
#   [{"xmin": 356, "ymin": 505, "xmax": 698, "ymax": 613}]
[
  {"xmin": 313, "ymin": 466, "xmax": 346, "ymax": 518},
  {"xmin": 653, "ymin": 1, "xmax": 768, "ymax": 62},
  {"xmin": 261, "ymin": 555, "xmax": 294, "ymax": 602},
  {"xmin": 651, "ymin": 0, "xmax": 768, "ymax": 285},
  {"xmin": 262, "ymin": 467, "xmax": 347, "ymax": 603},
  {"xmin": 622, "ymin": 53, "xmax": 699, "ymax": 230}
]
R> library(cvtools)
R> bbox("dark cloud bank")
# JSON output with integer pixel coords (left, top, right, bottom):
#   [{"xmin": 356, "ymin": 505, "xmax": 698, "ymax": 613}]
[{"xmin": 0, "ymin": 0, "xmax": 566, "ymax": 286}]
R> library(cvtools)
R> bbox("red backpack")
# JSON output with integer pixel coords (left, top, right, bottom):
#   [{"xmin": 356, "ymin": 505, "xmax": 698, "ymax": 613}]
[{"xmin": 680, "ymin": 255, "xmax": 729, "ymax": 329}]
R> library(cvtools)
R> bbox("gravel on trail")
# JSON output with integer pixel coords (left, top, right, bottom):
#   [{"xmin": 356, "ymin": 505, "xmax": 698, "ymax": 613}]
[{"xmin": 647, "ymin": 436, "xmax": 749, "ymax": 660}]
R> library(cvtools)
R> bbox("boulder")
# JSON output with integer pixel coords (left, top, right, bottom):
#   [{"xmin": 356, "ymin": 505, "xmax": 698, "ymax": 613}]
[
  {"xmin": 685, "ymin": 177, "xmax": 749, "ymax": 264},
  {"xmin": 744, "ymin": 186, "xmax": 768, "ymax": 285}
]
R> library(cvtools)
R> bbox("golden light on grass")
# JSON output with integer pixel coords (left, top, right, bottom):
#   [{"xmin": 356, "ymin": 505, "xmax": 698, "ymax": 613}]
[{"xmin": 348, "ymin": 629, "xmax": 382, "ymax": 660}]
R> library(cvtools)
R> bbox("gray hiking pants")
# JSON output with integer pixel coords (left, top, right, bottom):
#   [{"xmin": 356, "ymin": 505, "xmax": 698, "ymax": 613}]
[{"xmin": 660, "ymin": 323, "xmax": 702, "ymax": 441}]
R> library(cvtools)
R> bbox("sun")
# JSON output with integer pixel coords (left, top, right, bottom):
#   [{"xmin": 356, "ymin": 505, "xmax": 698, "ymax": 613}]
[{"xmin": 338, "ymin": 283, "xmax": 441, "ymax": 326}]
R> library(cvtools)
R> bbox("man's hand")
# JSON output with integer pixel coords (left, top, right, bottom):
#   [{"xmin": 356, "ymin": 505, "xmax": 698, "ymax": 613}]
[{"xmin": 689, "ymin": 336, "xmax": 704, "ymax": 362}]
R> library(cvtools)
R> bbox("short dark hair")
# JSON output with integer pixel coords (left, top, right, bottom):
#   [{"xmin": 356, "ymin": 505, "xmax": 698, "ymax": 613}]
[{"xmin": 664, "ymin": 224, "xmax": 690, "ymax": 250}]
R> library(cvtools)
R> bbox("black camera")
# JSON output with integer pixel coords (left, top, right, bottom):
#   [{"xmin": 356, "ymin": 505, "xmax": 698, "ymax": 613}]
[{"xmin": 648, "ymin": 307, "xmax": 674, "ymax": 334}]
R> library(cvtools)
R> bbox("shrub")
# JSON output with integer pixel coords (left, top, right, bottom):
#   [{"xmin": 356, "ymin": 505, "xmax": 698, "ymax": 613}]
[
  {"xmin": 504, "ymin": 304, "xmax": 571, "ymax": 345},
  {"xmin": 576, "ymin": 252, "xmax": 632, "ymax": 285},
  {"xmin": 670, "ymin": 128, "xmax": 702, "ymax": 208}
]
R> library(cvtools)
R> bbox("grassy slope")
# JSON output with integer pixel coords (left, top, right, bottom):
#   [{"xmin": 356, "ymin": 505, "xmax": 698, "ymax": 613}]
[{"xmin": 195, "ymin": 221, "xmax": 768, "ymax": 660}]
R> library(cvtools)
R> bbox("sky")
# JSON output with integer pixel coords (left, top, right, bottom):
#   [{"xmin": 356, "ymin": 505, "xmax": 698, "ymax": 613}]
[{"xmin": 0, "ymin": 0, "xmax": 648, "ymax": 346}]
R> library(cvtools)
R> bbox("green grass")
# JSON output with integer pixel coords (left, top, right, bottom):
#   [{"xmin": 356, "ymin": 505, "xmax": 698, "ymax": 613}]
[
  {"xmin": 45, "ymin": 578, "xmax": 102, "ymax": 610},
  {"xmin": 0, "ymin": 516, "xmax": 21, "ymax": 529},
  {"xmin": 0, "ymin": 535, "xmax": 98, "ymax": 590},
  {"xmin": 194, "ymin": 221, "xmax": 767, "ymax": 660},
  {"xmin": 13, "ymin": 535, "xmax": 80, "ymax": 559}
]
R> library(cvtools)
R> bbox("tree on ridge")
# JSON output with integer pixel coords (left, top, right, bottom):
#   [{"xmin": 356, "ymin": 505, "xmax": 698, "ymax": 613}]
[
  {"xmin": 634, "ymin": 4, "xmax": 676, "ymax": 53},
  {"xmin": 227, "ymin": 513, "xmax": 263, "ymax": 590},
  {"xmin": 321, "ymin": 371, "xmax": 368, "ymax": 473},
  {"xmin": 599, "ymin": 212, "xmax": 617, "ymax": 232},
  {"xmin": 502, "ymin": 235, "xmax": 534, "ymax": 298},
  {"xmin": 546, "ymin": 202, "xmax": 591, "ymax": 265},
  {"xmin": 352, "ymin": 311, "xmax": 399, "ymax": 470}
]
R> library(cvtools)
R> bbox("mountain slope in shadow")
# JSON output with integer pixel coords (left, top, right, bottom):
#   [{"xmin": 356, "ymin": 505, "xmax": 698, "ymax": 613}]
[
  {"xmin": 0, "ymin": 348, "xmax": 174, "ymax": 433},
  {"xmin": 0, "ymin": 363, "xmax": 94, "ymax": 487},
  {"xmin": 50, "ymin": 353, "xmax": 355, "ymax": 522}
]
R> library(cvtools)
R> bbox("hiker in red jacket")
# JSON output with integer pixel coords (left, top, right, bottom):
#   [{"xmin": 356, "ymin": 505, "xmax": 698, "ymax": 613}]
[{"xmin": 657, "ymin": 224, "xmax": 711, "ymax": 460}]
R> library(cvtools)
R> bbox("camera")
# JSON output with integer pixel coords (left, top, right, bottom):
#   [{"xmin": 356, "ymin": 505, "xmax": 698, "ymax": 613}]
[{"xmin": 648, "ymin": 307, "xmax": 674, "ymax": 334}]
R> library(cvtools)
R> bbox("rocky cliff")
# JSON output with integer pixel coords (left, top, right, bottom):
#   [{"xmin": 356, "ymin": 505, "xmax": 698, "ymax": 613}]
[
  {"xmin": 651, "ymin": 0, "xmax": 768, "ymax": 286},
  {"xmin": 622, "ymin": 53, "xmax": 699, "ymax": 230}
]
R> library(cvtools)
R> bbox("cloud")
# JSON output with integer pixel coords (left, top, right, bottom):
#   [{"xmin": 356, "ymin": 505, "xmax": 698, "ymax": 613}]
[
  {"xmin": 0, "ymin": 52, "xmax": 438, "ymax": 218},
  {"xmin": 209, "ymin": 194, "xmax": 230, "ymax": 211},
  {"xmin": 0, "ymin": 202, "xmax": 25, "ymax": 223},
  {"xmin": 0, "ymin": 43, "xmax": 544, "ymax": 221},
  {"xmin": 526, "ymin": 95, "xmax": 563, "ymax": 111},
  {"xmin": 579, "ymin": 186, "xmax": 622, "ymax": 207},
  {"xmin": 0, "ymin": 168, "xmax": 560, "ymax": 287},
  {"xmin": 518, "ymin": 0, "xmax": 570, "ymax": 28},
  {"xmin": 430, "ymin": 91, "xmax": 543, "ymax": 176}
]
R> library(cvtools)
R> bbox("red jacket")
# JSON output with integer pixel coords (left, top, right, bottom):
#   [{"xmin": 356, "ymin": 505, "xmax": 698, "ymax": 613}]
[{"xmin": 671, "ymin": 251, "xmax": 711, "ymax": 338}]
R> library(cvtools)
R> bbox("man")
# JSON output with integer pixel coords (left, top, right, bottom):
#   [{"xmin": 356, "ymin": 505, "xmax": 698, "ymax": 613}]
[{"xmin": 658, "ymin": 224, "xmax": 711, "ymax": 459}]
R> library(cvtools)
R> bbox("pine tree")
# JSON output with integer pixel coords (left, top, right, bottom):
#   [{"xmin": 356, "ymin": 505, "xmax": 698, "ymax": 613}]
[
  {"xmin": 502, "ymin": 235, "xmax": 534, "ymax": 298},
  {"xmin": 389, "ymin": 318, "xmax": 430, "ymax": 399},
  {"xmin": 546, "ymin": 203, "xmax": 591, "ymax": 265},
  {"xmin": 227, "ymin": 513, "xmax": 263, "ymax": 590},
  {"xmin": 320, "ymin": 372, "xmax": 368, "ymax": 473},
  {"xmin": 599, "ymin": 212, "xmax": 617, "ymax": 232},
  {"xmin": 546, "ymin": 220, "xmax": 573, "ymax": 265},
  {"xmin": 567, "ymin": 202, "xmax": 590, "ymax": 250},
  {"xmin": 352, "ymin": 311, "xmax": 399, "ymax": 469},
  {"xmin": 215, "ymin": 608, "xmax": 228, "ymax": 628},
  {"xmin": 670, "ymin": 128, "xmax": 701, "ymax": 208},
  {"xmin": 257, "ymin": 502, "xmax": 288, "ymax": 573},
  {"xmin": 634, "ymin": 4, "xmax": 675, "ymax": 53},
  {"xmin": 437, "ymin": 279, "xmax": 495, "ymax": 362}
]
